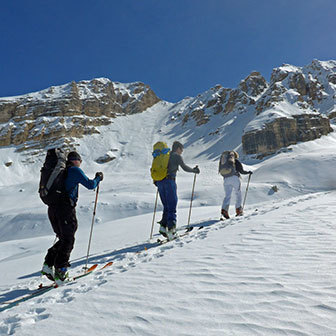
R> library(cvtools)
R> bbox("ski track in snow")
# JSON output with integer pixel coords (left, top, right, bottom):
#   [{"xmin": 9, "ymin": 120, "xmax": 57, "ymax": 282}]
[{"xmin": 1, "ymin": 191, "xmax": 336, "ymax": 335}]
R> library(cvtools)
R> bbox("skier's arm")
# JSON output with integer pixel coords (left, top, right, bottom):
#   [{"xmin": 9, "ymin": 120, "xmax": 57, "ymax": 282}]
[
  {"xmin": 236, "ymin": 160, "xmax": 251, "ymax": 175},
  {"xmin": 178, "ymin": 155, "xmax": 196, "ymax": 173},
  {"xmin": 73, "ymin": 168, "xmax": 101, "ymax": 189}
]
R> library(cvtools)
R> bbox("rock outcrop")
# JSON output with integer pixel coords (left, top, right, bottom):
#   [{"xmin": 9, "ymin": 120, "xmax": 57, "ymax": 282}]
[
  {"xmin": 241, "ymin": 60, "xmax": 336, "ymax": 155},
  {"xmin": 178, "ymin": 71, "xmax": 267, "ymax": 127},
  {"xmin": 1, "ymin": 60, "xmax": 335, "ymax": 158},
  {"xmin": 0, "ymin": 78, "xmax": 160, "ymax": 150},
  {"xmin": 242, "ymin": 114, "xmax": 332, "ymax": 156},
  {"xmin": 95, "ymin": 152, "xmax": 117, "ymax": 164},
  {"xmin": 172, "ymin": 60, "xmax": 336, "ymax": 156}
]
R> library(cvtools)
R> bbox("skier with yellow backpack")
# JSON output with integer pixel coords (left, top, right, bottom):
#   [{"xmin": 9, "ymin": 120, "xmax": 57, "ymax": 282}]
[{"xmin": 151, "ymin": 141, "xmax": 200, "ymax": 240}]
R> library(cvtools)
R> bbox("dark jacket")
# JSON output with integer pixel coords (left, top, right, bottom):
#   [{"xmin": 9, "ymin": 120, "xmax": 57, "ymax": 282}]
[
  {"xmin": 167, "ymin": 151, "xmax": 194, "ymax": 179},
  {"xmin": 234, "ymin": 159, "xmax": 250, "ymax": 177}
]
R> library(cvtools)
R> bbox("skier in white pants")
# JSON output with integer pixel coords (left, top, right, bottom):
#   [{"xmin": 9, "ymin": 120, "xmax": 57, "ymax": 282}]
[{"xmin": 219, "ymin": 151, "xmax": 252, "ymax": 219}]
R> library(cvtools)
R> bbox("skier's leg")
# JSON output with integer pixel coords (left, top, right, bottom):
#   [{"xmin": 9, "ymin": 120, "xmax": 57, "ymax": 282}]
[
  {"xmin": 44, "ymin": 205, "xmax": 62, "ymax": 267},
  {"xmin": 54, "ymin": 205, "xmax": 78, "ymax": 269},
  {"xmin": 233, "ymin": 176, "xmax": 243, "ymax": 215},
  {"xmin": 156, "ymin": 180, "xmax": 168, "ymax": 227},
  {"xmin": 222, "ymin": 177, "xmax": 233, "ymax": 212},
  {"xmin": 166, "ymin": 179, "xmax": 178, "ymax": 230}
]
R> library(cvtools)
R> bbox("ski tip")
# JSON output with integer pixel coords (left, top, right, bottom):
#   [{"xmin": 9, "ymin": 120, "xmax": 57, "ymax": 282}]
[
  {"xmin": 101, "ymin": 261, "xmax": 113, "ymax": 269},
  {"xmin": 86, "ymin": 264, "xmax": 98, "ymax": 273}
]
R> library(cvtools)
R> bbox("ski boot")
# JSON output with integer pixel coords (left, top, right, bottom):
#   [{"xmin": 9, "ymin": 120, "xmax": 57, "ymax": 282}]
[
  {"xmin": 220, "ymin": 209, "xmax": 230, "ymax": 220},
  {"xmin": 54, "ymin": 267, "xmax": 69, "ymax": 285},
  {"xmin": 166, "ymin": 222, "xmax": 177, "ymax": 241},
  {"xmin": 159, "ymin": 225, "xmax": 167, "ymax": 237},
  {"xmin": 236, "ymin": 207, "xmax": 243, "ymax": 217},
  {"xmin": 41, "ymin": 263, "xmax": 55, "ymax": 281}
]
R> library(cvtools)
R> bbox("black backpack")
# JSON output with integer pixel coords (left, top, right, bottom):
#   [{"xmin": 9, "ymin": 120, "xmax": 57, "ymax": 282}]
[{"xmin": 39, "ymin": 148, "xmax": 67, "ymax": 206}]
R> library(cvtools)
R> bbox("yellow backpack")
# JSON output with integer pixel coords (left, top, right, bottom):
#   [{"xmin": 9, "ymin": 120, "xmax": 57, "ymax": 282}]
[{"xmin": 151, "ymin": 142, "xmax": 171, "ymax": 182}]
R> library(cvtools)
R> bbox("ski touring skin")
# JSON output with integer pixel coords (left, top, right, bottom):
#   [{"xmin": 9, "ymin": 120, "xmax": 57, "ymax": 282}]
[{"xmin": 0, "ymin": 261, "xmax": 113, "ymax": 312}]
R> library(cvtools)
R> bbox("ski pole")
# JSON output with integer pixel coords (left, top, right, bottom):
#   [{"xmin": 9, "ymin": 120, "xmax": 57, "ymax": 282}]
[
  {"xmin": 84, "ymin": 184, "xmax": 100, "ymax": 271},
  {"xmin": 187, "ymin": 168, "xmax": 197, "ymax": 229},
  {"xmin": 242, "ymin": 173, "xmax": 252, "ymax": 211},
  {"xmin": 149, "ymin": 189, "xmax": 159, "ymax": 240}
]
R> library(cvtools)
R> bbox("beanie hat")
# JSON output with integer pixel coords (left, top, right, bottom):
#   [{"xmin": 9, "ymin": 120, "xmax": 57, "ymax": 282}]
[{"xmin": 67, "ymin": 151, "xmax": 82, "ymax": 161}]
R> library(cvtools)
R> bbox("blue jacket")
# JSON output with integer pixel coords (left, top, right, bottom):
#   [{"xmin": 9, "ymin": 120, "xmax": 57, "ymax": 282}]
[{"xmin": 65, "ymin": 166, "xmax": 101, "ymax": 205}]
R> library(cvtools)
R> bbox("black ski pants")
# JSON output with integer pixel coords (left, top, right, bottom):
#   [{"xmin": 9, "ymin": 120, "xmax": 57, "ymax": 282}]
[{"xmin": 44, "ymin": 203, "xmax": 78, "ymax": 268}]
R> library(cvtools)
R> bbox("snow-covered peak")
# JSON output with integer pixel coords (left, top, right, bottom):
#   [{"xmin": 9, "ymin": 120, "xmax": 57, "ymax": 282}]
[
  {"xmin": 238, "ymin": 71, "xmax": 268, "ymax": 97},
  {"xmin": 307, "ymin": 59, "xmax": 336, "ymax": 72},
  {"xmin": 0, "ymin": 78, "xmax": 160, "ymax": 152},
  {"xmin": 0, "ymin": 78, "xmax": 155, "ymax": 105}
]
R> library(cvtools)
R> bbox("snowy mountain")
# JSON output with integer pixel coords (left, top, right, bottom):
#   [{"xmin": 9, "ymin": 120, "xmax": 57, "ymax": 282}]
[
  {"xmin": 170, "ymin": 59, "xmax": 336, "ymax": 157},
  {"xmin": 0, "ymin": 78, "xmax": 160, "ymax": 152},
  {"xmin": 1, "ymin": 60, "xmax": 336, "ymax": 335},
  {"xmin": 1, "ymin": 59, "xmax": 335, "ymax": 161}
]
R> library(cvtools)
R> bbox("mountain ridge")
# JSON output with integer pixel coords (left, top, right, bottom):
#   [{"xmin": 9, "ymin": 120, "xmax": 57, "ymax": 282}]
[{"xmin": 0, "ymin": 59, "xmax": 335, "ymax": 158}]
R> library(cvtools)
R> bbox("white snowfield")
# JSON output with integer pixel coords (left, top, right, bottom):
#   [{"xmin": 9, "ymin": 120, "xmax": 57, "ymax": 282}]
[{"xmin": 1, "ymin": 102, "xmax": 336, "ymax": 335}]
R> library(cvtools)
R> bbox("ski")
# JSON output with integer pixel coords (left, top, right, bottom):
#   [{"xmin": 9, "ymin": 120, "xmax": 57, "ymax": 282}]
[
  {"xmin": 38, "ymin": 263, "xmax": 99, "ymax": 289},
  {"xmin": 72, "ymin": 263, "xmax": 98, "ymax": 281},
  {"xmin": 0, "ymin": 261, "xmax": 113, "ymax": 312},
  {"xmin": 46, "ymin": 261, "xmax": 113, "ymax": 285}
]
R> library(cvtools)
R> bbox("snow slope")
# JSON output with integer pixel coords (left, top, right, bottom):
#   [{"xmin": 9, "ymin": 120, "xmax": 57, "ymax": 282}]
[{"xmin": 1, "ymin": 101, "xmax": 336, "ymax": 335}]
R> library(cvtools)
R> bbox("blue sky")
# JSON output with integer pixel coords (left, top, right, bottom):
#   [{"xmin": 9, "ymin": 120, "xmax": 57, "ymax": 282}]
[{"xmin": 0, "ymin": 0, "xmax": 335, "ymax": 102}]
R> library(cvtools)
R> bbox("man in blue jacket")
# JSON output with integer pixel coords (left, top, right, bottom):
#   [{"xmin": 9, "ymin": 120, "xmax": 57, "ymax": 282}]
[{"xmin": 42, "ymin": 151, "xmax": 103, "ymax": 283}]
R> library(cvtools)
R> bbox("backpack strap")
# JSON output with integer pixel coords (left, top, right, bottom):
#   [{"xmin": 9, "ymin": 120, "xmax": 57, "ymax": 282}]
[{"xmin": 152, "ymin": 147, "xmax": 170, "ymax": 158}]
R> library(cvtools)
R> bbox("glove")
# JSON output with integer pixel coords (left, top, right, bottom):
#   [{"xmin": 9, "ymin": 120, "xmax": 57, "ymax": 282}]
[
  {"xmin": 193, "ymin": 166, "xmax": 200, "ymax": 174},
  {"xmin": 248, "ymin": 171, "xmax": 253, "ymax": 175},
  {"xmin": 95, "ymin": 172, "xmax": 104, "ymax": 181}
]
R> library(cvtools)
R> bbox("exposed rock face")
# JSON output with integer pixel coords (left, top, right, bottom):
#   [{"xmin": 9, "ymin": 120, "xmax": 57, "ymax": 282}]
[
  {"xmin": 0, "ymin": 78, "xmax": 160, "ymax": 150},
  {"xmin": 178, "ymin": 72, "xmax": 267, "ymax": 127},
  {"xmin": 242, "ymin": 114, "xmax": 332, "ymax": 156},
  {"xmin": 172, "ymin": 59, "xmax": 336, "ymax": 156},
  {"xmin": 238, "ymin": 71, "xmax": 268, "ymax": 97},
  {"xmin": 241, "ymin": 60, "xmax": 335, "ymax": 155},
  {"xmin": 1, "ymin": 60, "xmax": 335, "ymax": 158}
]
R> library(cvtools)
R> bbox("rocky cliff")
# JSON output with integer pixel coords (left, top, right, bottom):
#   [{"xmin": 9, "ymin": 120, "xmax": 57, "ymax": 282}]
[
  {"xmin": 171, "ymin": 59, "xmax": 335, "ymax": 156},
  {"xmin": 0, "ymin": 78, "xmax": 160, "ymax": 151},
  {"xmin": 1, "ymin": 60, "xmax": 335, "ymax": 158}
]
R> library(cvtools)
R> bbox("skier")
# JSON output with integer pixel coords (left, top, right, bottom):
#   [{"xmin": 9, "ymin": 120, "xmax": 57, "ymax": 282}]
[
  {"xmin": 219, "ymin": 151, "xmax": 252, "ymax": 219},
  {"xmin": 41, "ymin": 151, "xmax": 103, "ymax": 283},
  {"xmin": 156, "ymin": 141, "xmax": 200, "ymax": 240}
]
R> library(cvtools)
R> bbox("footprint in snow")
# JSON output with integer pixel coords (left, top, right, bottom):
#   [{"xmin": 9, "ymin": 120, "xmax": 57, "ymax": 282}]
[{"xmin": 0, "ymin": 308, "xmax": 50, "ymax": 334}]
